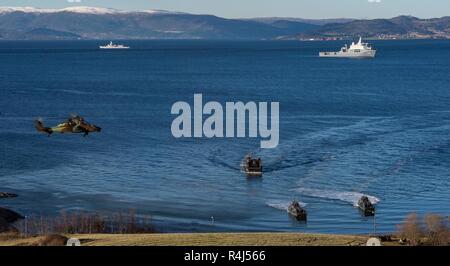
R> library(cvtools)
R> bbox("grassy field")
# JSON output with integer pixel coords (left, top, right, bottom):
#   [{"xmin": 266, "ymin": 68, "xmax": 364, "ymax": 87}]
[{"xmin": 0, "ymin": 232, "xmax": 385, "ymax": 246}]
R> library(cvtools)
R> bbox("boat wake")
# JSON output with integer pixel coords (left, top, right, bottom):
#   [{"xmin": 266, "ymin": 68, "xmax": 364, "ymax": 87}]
[
  {"xmin": 263, "ymin": 154, "xmax": 333, "ymax": 173},
  {"xmin": 33, "ymin": 87, "xmax": 143, "ymax": 97},
  {"xmin": 207, "ymin": 153, "xmax": 241, "ymax": 171},
  {"xmin": 266, "ymin": 200, "xmax": 307, "ymax": 211},
  {"xmin": 208, "ymin": 148, "xmax": 333, "ymax": 174},
  {"xmin": 295, "ymin": 188, "xmax": 380, "ymax": 207}
]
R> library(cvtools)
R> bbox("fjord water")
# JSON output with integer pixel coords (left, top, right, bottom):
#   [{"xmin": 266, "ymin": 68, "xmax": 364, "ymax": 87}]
[{"xmin": 1, "ymin": 40, "xmax": 449, "ymax": 234}]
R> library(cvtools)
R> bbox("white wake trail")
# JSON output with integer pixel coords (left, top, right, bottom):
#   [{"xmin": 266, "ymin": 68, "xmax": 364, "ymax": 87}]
[{"xmin": 295, "ymin": 188, "xmax": 380, "ymax": 206}]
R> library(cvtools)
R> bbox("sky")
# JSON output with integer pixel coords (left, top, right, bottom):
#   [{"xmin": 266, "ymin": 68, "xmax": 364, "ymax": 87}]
[{"xmin": 0, "ymin": 0, "xmax": 449, "ymax": 19}]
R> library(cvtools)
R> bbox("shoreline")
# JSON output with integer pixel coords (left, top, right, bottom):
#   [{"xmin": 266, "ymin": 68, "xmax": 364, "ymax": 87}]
[
  {"xmin": 0, "ymin": 37, "xmax": 449, "ymax": 42},
  {"xmin": 0, "ymin": 232, "xmax": 397, "ymax": 246}
]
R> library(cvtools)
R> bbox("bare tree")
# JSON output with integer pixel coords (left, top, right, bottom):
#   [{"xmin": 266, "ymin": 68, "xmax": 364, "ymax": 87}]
[
  {"xmin": 397, "ymin": 213, "xmax": 423, "ymax": 246},
  {"xmin": 424, "ymin": 214, "xmax": 449, "ymax": 246}
]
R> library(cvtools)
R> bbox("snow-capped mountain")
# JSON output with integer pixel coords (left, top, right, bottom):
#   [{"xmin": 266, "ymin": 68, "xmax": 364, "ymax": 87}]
[
  {"xmin": 53, "ymin": 6, "xmax": 121, "ymax": 14},
  {"xmin": 0, "ymin": 7, "xmax": 54, "ymax": 13},
  {"xmin": 0, "ymin": 6, "xmax": 318, "ymax": 40},
  {"xmin": 1, "ymin": 6, "xmax": 445, "ymax": 40},
  {"xmin": 0, "ymin": 6, "xmax": 178, "ymax": 15}
]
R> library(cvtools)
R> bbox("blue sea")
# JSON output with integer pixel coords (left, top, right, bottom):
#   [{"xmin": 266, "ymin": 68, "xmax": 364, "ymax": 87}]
[{"xmin": 0, "ymin": 39, "xmax": 449, "ymax": 234}]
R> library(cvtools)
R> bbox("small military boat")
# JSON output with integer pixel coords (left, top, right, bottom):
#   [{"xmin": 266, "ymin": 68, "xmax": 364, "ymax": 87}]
[
  {"xmin": 241, "ymin": 154, "xmax": 263, "ymax": 177},
  {"xmin": 288, "ymin": 200, "xmax": 307, "ymax": 221},
  {"xmin": 358, "ymin": 196, "xmax": 375, "ymax": 216}
]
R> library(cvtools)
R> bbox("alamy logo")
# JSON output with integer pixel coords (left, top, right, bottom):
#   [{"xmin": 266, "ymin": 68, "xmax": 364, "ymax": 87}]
[{"xmin": 171, "ymin": 94, "xmax": 279, "ymax": 149}]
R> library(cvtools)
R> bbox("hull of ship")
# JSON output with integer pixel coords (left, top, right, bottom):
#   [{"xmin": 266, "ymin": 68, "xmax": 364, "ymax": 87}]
[
  {"xmin": 99, "ymin": 47, "xmax": 130, "ymax": 49},
  {"xmin": 319, "ymin": 50, "xmax": 376, "ymax": 58}
]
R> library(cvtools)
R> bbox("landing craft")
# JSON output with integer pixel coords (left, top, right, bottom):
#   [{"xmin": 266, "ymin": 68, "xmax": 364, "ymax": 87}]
[
  {"xmin": 287, "ymin": 200, "xmax": 307, "ymax": 221},
  {"xmin": 35, "ymin": 115, "xmax": 101, "ymax": 137},
  {"xmin": 358, "ymin": 196, "xmax": 376, "ymax": 216},
  {"xmin": 241, "ymin": 154, "xmax": 263, "ymax": 177}
]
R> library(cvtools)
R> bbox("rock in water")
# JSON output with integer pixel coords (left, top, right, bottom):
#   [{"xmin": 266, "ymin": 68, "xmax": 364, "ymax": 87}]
[
  {"xmin": 0, "ymin": 192, "xmax": 18, "ymax": 199},
  {"xmin": 0, "ymin": 207, "xmax": 24, "ymax": 224},
  {"xmin": 0, "ymin": 217, "xmax": 10, "ymax": 232}
]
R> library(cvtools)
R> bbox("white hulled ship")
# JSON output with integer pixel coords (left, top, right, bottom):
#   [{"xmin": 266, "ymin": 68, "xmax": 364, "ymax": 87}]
[
  {"xmin": 319, "ymin": 37, "xmax": 376, "ymax": 58},
  {"xmin": 99, "ymin": 41, "xmax": 130, "ymax": 49}
]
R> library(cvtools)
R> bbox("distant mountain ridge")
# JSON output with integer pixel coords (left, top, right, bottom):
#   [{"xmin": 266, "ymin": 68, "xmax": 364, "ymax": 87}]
[
  {"xmin": 0, "ymin": 6, "xmax": 319, "ymax": 40},
  {"xmin": 249, "ymin": 17, "xmax": 355, "ymax": 26},
  {"xmin": 0, "ymin": 6, "xmax": 179, "ymax": 15},
  {"xmin": 0, "ymin": 7, "xmax": 448, "ymax": 40},
  {"xmin": 293, "ymin": 15, "xmax": 450, "ymax": 39}
]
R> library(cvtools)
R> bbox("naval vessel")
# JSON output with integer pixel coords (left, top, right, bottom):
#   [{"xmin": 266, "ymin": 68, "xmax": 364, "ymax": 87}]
[
  {"xmin": 319, "ymin": 37, "xmax": 376, "ymax": 58},
  {"xmin": 99, "ymin": 41, "xmax": 130, "ymax": 49}
]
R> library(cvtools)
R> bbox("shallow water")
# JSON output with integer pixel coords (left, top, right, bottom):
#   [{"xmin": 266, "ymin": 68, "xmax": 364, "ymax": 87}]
[{"xmin": 1, "ymin": 39, "xmax": 449, "ymax": 234}]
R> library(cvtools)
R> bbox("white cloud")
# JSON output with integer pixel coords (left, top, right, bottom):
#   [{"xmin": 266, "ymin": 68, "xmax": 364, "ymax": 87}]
[
  {"xmin": 67, "ymin": 0, "xmax": 82, "ymax": 3},
  {"xmin": 368, "ymin": 0, "xmax": 382, "ymax": 3}
]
